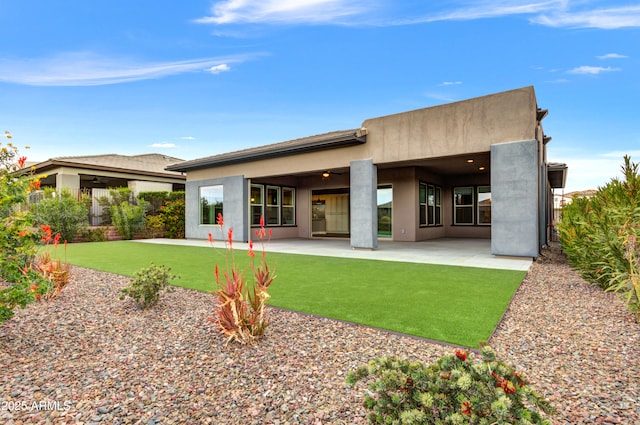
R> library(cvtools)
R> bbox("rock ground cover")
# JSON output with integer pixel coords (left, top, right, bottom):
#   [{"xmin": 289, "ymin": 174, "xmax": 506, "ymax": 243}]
[{"xmin": 1, "ymin": 245, "xmax": 638, "ymax": 424}]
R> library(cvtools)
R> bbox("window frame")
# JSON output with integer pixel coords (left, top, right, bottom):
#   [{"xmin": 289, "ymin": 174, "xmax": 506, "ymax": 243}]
[
  {"xmin": 477, "ymin": 185, "xmax": 492, "ymax": 226},
  {"xmin": 250, "ymin": 184, "xmax": 296, "ymax": 227},
  {"xmin": 199, "ymin": 185, "xmax": 223, "ymax": 225},
  {"xmin": 419, "ymin": 182, "xmax": 442, "ymax": 227},
  {"xmin": 453, "ymin": 186, "xmax": 474, "ymax": 225}
]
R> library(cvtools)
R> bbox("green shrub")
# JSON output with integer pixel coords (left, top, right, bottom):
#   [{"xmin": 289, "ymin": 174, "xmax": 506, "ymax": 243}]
[
  {"xmin": 111, "ymin": 200, "xmax": 148, "ymax": 240},
  {"xmin": 138, "ymin": 191, "xmax": 169, "ymax": 215},
  {"xmin": 558, "ymin": 155, "xmax": 640, "ymax": 316},
  {"xmin": 346, "ymin": 346, "xmax": 555, "ymax": 424},
  {"xmin": 30, "ymin": 189, "xmax": 89, "ymax": 242},
  {"xmin": 97, "ymin": 187, "xmax": 134, "ymax": 224},
  {"xmin": 80, "ymin": 227, "xmax": 107, "ymax": 242},
  {"xmin": 159, "ymin": 197, "xmax": 185, "ymax": 239},
  {"xmin": 144, "ymin": 214, "xmax": 165, "ymax": 238},
  {"xmin": 120, "ymin": 264, "xmax": 178, "ymax": 309}
]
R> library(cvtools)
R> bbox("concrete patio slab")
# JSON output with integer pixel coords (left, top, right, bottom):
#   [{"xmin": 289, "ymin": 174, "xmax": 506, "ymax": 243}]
[{"xmin": 135, "ymin": 237, "xmax": 533, "ymax": 271}]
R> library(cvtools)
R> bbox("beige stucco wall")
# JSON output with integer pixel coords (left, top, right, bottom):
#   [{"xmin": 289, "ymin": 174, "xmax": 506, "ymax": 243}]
[
  {"xmin": 362, "ymin": 86, "xmax": 537, "ymax": 164},
  {"xmin": 187, "ymin": 86, "xmax": 537, "ymax": 183}
]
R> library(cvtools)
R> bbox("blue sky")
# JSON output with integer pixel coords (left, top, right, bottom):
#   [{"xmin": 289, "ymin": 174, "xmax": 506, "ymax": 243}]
[{"xmin": 1, "ymin": 0, "xmax": 639, "ymax": 193}]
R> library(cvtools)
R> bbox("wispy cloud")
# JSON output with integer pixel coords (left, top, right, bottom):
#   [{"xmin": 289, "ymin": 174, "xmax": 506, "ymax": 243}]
[
  {"xmin": 208, "ymin": 64, "xmax": 231, "ymax": 74},
  {"xmin": 194, "ymin": 1, "xmax": 640, "ymax": 30},
  {"xmin": 0, "ymin": 52, "xmax": 252, "ymax": 86},
  {"xmin": 440, "ymin": 81, "xmax": 462, "ymax": 86},
  {"xmin": 532, "ymin": 4, "xmax": 640, "ymax": 29},
  {"xmin": 596, "ymin": 53, "xmax": 628, "ymax": 60},
  {"xmin": 567, "ymin": 65, "xmax": 621, "ymax": 75},
  {"xmin": 181, "ymin": 136, "xmax": 196, "ymax": 140},
  {"xmin": 150, "ymin": 142, "xmax": 177, "ymax": 148},
  {"xmin": 195, "ymin": 0, "xmax": 367, "ymax": 25}
]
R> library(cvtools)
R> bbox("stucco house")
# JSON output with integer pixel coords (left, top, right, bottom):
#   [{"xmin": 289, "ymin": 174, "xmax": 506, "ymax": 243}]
[
  {"xmin": 26, "ymin": 153, "xmax": 185, "ymax": 225},
  {"xmin": 167, "ymin": 86, "xmax": 567, "ymax": 258}
]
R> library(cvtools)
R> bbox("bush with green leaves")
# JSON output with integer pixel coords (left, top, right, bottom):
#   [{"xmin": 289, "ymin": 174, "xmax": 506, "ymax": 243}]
[
  {"xmin": 97, "ymin": 187, "xmax": 134, "ymax": 224},
  {"xmin": 138, "ymin": 191, "xmax": 169, "ymax": 215},
  {"xmin": 111, "ymin": 200, "xmax": 148, "ymax": 240},
  {"xmin": 346, "ymin": 346, "xmax": 555, "ymax": 424},
  {"xmin": 30, "ymin": 188, "xmax": 90, "ymax": 242},
  {"xmin": 558, "ymin": 155, "xmax": 640, "ymax": 316},
  {"xmin": 158, "ymin": 195, "xmax": 185, "ymax": 239},
  {"xmin": 119, "ymin": 263, "xmax": 178, "ymax": 309},
  {"xmin": 0, "ymin": 133, "xmax": 44, "ymax": 321}
]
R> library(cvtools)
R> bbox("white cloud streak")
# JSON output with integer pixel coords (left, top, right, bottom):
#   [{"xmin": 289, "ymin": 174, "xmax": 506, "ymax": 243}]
[
  {"xmin": 195, "ymin": 0, "xmax": 367, "ymax": 25},
  {"xmin": 195, "ymin": 1, "xmax": 640, "ymax": 30},
  {"xmin": 0, "ymin": 52, "xmax": 252, "ymax": 86},
  {"xmin": 208, "ymin": 64, "xmax": 231, "ymax": 74},
  {"xmin": 150, "ymin": 143, "xmax": 177, "ymax": 148},
  {"xmin": 532, "ymin": 5, "xmax": 640, "ymax": 29},
  {"xmin": 567, "ymin": 65, "xmax": 620, "ymax": 75},
  {"xmin": 596, "ymin": 53, "xmax": 628, "ymax": 60}
]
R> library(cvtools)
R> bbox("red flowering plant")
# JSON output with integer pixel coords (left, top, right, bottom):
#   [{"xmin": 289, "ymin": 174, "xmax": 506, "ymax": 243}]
[
  {"xmin": 0, "ymin": 133, "xmax": 47, "ymax": 322},
  {"xmin": 208, "ymin": 213, "xmax": 276, "ymax": 344},
  {"xmin": 346, "ymin": 345, "xmax": 556, "ymax": 424},
  {"xmin": 31, "ymin": 224, "xmax": 71, "ymax": 301}
]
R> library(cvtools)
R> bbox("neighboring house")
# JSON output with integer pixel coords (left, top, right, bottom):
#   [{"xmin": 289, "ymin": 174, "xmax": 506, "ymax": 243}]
[
  {"xmin": 167, "ymin": 86, "xmax": 567, "ymax": 258},
  {"xmin": 553, "ymin": 189, "xmax": 597, "ymax": 223},
  {"xmin": 25, "ymin": 153, "xmax": 185, "ymax": 225}
]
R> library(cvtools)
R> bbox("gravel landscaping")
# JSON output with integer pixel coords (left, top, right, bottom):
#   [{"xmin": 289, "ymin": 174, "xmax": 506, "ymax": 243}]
[{"xmin": 1, "ymin": 244, "xmax": 638, "ymax": 424}]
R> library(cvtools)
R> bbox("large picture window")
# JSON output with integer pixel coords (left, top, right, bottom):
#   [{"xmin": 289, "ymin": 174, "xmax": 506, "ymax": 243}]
[
  {"xmin": 251, "ymin": 184, "xmax": 295, "ymax": 226},
  {"xmin": 419, "ymin": 183, "xmax": 442, "ymax": 226},
  {"xmin": 453, "ymin": 186, "xmax": 491, "ymax": 225},
  {"xmin": 200, "ymin": 185, "xmax": 223, "ymax": 225}
]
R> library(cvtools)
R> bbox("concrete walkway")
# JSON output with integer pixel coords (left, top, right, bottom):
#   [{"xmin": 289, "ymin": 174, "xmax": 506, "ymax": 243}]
[{"xmin": 135, "ymin": 237, "xmax": 533, "ymax": 271}]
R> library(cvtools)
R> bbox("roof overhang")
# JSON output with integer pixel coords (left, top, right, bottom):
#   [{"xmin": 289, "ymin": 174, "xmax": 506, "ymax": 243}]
[
  {"xmin": 19, "ymin": 159, "xmax": 186, "ymax": 180},
  {"xmin": 547, "ymin": 162, "xmax": 568, "ymax": 189},
  {"xmin": 166, "ymin": 129, "xmax": 367, "ymax": 172}
]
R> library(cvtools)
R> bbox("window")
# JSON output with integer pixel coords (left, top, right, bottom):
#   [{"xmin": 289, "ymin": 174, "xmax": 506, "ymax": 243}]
[
  {"xmin": 419, "ymin": 183, "xmax": 442, "ymax": 226},
  {"xmin": 266, "ymin": 186, "xmax": 280, "ymax": 225},
  {"xmin": 282, "ymin": 188, "xmax": 295, "ymax": 225},
  {"xmin": 477, "ymin": 186, "xmax": 491, "ymax": 225},
  {"xmin": 251, "ymin": 184, "xmax": 295, "ymax": 226},
  {"xmin": 453, "ymin": 186, "xmax": 491, "ymax": 225},
  {"xmin": 200, "ymin": 185, "xmax": 223, "ymax": 225},
  {"xmin": 250, "ymin": 185, "xmax": 264, "ymax": 226},
  {"xmin": 454, "ymin": 187, "xmax": 474, "ymax": 225}
]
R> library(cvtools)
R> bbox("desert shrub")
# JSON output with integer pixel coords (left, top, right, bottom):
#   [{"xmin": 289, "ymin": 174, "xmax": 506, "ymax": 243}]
[
  {"xmin": 158, "ymin": 197, "xmax": 185, "ymax": 239},
  {"xmin": 111, "ymin": 200, "xmax": 148, "ymax": 240},
  {"xmin": 346, "ymin": 346, "xmax": 555, "ymax": 424},
  {"xmin": 209, "ymin": 214, "xmax": 275, "ymax": 344},
  {"xmin": 558, "ymin": 155, "xmax": 640, "ymax": 316},
  {"xmin": 120, "ymin": 263, "xmax": 177, "ymax": 309},
  {"xmin": 30, "ymin": 188, "xmax": 89, "ymax": 242}
]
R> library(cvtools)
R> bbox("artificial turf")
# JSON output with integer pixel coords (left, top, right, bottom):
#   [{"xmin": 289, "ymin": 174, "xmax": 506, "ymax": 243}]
[{"xmin": 55, "ymin": 240, "xmax": 526, "ymax": 348}]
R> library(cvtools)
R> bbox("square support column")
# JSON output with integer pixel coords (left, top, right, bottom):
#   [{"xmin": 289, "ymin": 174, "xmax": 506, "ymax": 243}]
[
  {"xmin": 350, "ymin": 159, "xmax": 378, "ymax": 249},
  {"xmin": 491, "ymin": 140, "xmax": 540, "ymax": 257}
]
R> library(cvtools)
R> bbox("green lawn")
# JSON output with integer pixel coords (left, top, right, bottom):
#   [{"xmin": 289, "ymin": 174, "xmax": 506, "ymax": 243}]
[{"xmin": 55, "ymin": 241, "xmax": 525, "ymax": 348}]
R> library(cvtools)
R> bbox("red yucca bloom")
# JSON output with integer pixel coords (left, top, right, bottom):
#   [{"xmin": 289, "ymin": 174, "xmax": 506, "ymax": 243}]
[
  {"xmin": 461, "ymin": 401, "xmax": 472, "ymax": 416},
  {"xmin": 227, "ymin": 228, "xmax": 233, "ymax": 247},
  {"xmin": 40, "ymin": 225, "xmax": 52, "ymax": 243},
  {"xmin": 208, "ymin": 232, "xmax": 214, "ymax": 244},
  {"xmin": 214, "ymin": 264, "xmax": 219, "ymax": 283},
  {"xmin": 217, "ymin": 212, "xmax": 224, "ymax": 227},
  {"xmin": 17, "ymin": 156, "xmax": 27, "ymax": 168},
  {"xmin": 455, "ymin": 349, "xmax": 467, "ymax": 362},
  {"xmin": 53, "ymin": 233, "xmax": 61, "ymax": 246},
  {"xmin": 248, "ymin": 240, "xmax": 255, "ymax": 258},
  {"xmin": 260, "ymin": 216, "xmax": 264, "ymax": 227}
]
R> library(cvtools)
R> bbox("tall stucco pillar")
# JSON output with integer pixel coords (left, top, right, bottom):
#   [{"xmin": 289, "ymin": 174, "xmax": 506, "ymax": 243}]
[
  {"xmin": 350, "ymin": 159, "xmax": 378, "ymax": 249},
  {"xmin": 56, "ymin": 173, "xmax": 80, "ymax": 191},
  {"xmin": 185, "ymin": 175, "xmax": 248, "ymax": 242},
  {"xmin": 490, "ymin": 140, "xmax": 539, "ymax": 257}
]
